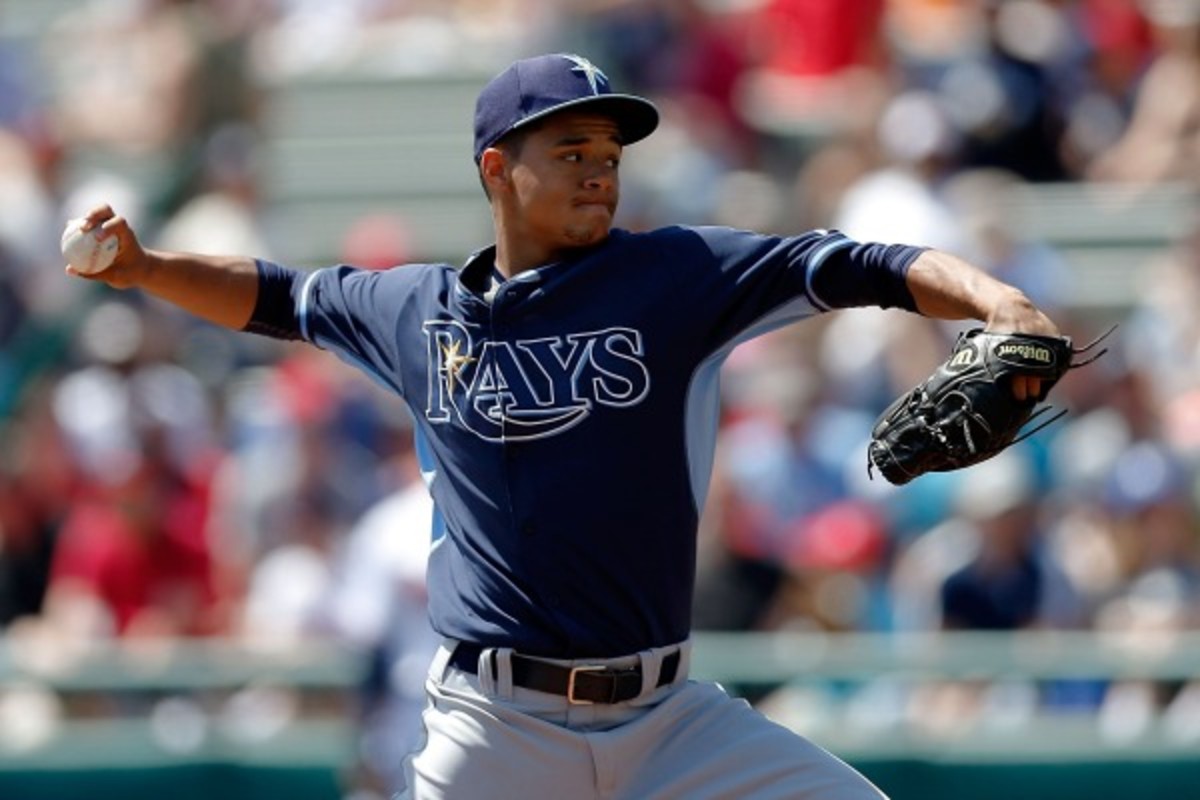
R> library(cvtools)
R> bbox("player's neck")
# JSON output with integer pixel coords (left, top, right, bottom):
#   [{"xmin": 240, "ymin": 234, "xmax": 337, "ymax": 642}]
[
  {"xmin": 493, "ymin": 244, "xmax": 539, "ymax": 280},
  {"xmin": 493, "ymin": 230, "xmax": 560, "ymax": 279},
  {"xmin": 492, "ymin": 213, "xmax": 535, "ymax": 279},
  {"xmin": 491, "ymin": 198, "xmax": 611, "ymax": 278}
]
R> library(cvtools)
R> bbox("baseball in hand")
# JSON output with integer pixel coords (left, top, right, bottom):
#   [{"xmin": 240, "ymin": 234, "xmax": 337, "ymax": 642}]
[{"xmin": 61, "ymin": 218, "xmax": 119, "ymax": 274}]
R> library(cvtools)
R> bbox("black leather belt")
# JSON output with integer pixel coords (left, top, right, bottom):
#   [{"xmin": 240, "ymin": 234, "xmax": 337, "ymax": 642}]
[{"xmin": 449, "ymin": 642, "xmax": 682, "ymax": 705}]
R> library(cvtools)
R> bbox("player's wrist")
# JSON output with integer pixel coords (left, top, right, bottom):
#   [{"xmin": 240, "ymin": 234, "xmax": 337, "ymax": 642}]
[{"xmin": 104, "ymin": 246, "xmax": 156, "ymax": 290}]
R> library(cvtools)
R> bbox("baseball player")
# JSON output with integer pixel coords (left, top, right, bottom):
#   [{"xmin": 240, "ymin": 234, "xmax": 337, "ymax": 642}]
[{"xmin": 69, "ymin": 53, "xmax": 1060, "ymax": 799}]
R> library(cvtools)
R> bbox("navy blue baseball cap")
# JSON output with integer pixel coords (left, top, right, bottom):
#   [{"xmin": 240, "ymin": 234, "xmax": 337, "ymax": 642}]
[{"xmin": 473, "ymin": 53, "xmax": 659, "ymax": 163}]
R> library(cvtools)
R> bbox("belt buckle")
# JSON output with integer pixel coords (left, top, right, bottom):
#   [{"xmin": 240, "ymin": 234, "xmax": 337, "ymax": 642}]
[{"xmin": 566, "ymin": 664, "xmax": 606, "ymax": 705}]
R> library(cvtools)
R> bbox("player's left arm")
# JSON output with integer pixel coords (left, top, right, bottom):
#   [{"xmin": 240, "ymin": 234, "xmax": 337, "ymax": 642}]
[{"xmin": 904, "ymin": 249, "xmax": 1061, "ymax": 400}]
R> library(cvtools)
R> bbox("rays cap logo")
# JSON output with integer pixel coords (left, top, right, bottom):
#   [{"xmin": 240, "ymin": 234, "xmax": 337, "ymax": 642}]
[{"xmin": 473, "ymin": 53, "xmax": 660, "ymax": 162}]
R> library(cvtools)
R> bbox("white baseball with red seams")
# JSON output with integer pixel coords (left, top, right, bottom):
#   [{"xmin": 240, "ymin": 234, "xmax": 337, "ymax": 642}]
[{"xmin": 61, "ymin": 218, "xmax": 119, "ymax": 274}]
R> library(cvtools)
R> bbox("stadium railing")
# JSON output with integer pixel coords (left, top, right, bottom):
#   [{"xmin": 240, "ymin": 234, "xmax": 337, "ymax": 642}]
[{"xmin": 2, "ymin": 630, "xmax": 1198, "ymax": 756}]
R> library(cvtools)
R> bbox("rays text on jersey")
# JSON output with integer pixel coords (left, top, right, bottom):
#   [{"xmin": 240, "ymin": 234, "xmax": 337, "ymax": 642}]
[{"xmin": 423, "ymin": 320, "xmax": 651, "ymax": 441}]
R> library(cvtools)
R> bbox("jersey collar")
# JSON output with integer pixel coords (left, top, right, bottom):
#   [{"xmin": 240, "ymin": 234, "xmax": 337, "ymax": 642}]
[
  {"xmin": 458, "ymin": 231, "xmax": 623, "ymax": 298},
  {"xmin": 459, "ymin": 245, "xmax": 499, "ymax": 296}
]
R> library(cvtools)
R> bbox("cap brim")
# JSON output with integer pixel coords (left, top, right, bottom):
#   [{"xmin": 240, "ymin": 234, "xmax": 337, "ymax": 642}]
[{"xmin": 504, "ymin": 94, "xmax": 660, "ymax": 148}]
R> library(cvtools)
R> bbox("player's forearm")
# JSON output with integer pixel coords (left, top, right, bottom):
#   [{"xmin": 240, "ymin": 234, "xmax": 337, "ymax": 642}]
[
  {"xmin": 132, "ymin": 249, "xmax": 260, "ymax": 330},
  {"xmin": 905, "ymin": 249, "xmax": 1057, "ymax": 335}
]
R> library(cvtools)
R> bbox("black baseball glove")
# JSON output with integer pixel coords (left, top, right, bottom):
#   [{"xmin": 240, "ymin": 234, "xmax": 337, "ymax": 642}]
[{"xmin": 867, "ymin": 327, "xmax": 1111, "ymax": 485}]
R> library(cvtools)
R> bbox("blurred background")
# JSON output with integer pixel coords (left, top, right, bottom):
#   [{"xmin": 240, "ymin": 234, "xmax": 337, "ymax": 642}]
[{"xmin": 1, "ymin": 0, "xmax": 1199, "ymax": 798}]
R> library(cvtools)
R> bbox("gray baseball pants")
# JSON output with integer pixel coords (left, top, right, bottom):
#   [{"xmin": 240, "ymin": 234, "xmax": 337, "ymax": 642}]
[{"xmin": 397, "ymin": 638, "xmax": 888, "ymax": 799}]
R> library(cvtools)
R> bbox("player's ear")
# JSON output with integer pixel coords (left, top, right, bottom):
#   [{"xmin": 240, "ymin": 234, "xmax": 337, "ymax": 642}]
[{"xmin": 479, "ymin": 147, "xmax": 510, "ymax": 195}]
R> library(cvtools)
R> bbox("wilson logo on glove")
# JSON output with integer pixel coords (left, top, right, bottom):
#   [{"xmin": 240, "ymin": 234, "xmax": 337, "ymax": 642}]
[
  {"xmin": 995, "ymin": 342, "xmax": 1055, "ymax": 365},
  {"xmin": 948, "ymin": 348, "xmax": 977, "ymax": 369}
]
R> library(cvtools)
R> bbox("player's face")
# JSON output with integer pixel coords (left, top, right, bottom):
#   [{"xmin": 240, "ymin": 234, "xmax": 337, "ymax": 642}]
[{"xmin": 504, "ymin": 112, "xmax": 623, "ymax": 251}]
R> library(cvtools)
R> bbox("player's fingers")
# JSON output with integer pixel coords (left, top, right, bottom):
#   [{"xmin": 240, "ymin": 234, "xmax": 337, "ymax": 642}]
[
  {"xmin": 95, "ymin": 216, "xmax": 134, "ymax": 259},
  {"xmin": 96, "ymin": 215, "xmax": 126, "ymax": 239},
  {"xmin": 1012, "ymin": 375, "xmax": 1042, "ymax": 401},
  {"xmin": 63, "ymin": 263, "xmax": 101, "ymax": 281},
  {"xmin": 79, "ymin": 205, "xmax": 115, "ymax": 232}
]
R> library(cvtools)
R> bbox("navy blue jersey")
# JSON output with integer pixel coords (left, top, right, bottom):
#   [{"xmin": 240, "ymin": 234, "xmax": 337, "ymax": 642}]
[{"xmin": 250, "ymin": 225, "xmax": 923, "ymax": 657}]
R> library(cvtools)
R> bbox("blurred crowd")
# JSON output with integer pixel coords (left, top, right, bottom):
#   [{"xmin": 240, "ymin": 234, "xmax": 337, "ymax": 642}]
[{"xmin": 2, "ymin": 0, "xmax": 1200, "ymax": 796}]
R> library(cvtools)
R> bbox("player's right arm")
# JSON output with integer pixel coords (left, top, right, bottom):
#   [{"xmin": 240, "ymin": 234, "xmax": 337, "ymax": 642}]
[
  {"xmin": 67, "ymin": 205, "xmax": 259, "ymax": 331},
  {"xmin": 70, "ymin": 204, "xmax": 413, "ymax": 398}
]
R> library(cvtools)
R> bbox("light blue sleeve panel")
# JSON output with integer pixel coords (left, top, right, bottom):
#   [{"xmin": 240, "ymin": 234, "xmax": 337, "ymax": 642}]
[
  {"xmin": 670, "ymin": 225, "xmax": 923, "ymax": 516},
  {"xmin": 297, "ymin": 264, "xmax": 426, "ymax": 399}
]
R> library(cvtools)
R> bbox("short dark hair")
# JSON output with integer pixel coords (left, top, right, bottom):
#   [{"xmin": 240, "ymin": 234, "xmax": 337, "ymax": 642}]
[{"xmin": 477, "ymin": 123, "xmax": 538, "ymax": 200}]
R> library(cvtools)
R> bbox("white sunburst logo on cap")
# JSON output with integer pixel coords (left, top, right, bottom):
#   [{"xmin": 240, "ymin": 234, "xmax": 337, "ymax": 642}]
[{"xmin": 561, "ymin": 54, "xmax": 608, "ymax": 95}]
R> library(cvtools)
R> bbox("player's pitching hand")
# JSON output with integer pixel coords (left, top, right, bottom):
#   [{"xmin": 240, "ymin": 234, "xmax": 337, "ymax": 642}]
[
  {"xmin": 63, "ymin": 205, "xmax": 147, "ymax": 289},
  {"xmin": 984, "ymin": 290, "xmax": 1061, "ymax": 401}
]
